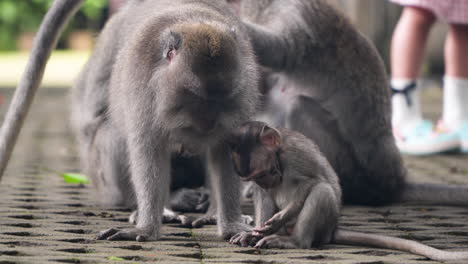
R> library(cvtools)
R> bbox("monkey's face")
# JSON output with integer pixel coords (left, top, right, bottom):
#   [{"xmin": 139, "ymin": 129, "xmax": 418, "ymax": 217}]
[
  {"xmin": 229, "ymin": 121, "xmax": 283, "ymax": 189},
  {"xmin": 156, "ymin": 24, "xmax": 250, "ymax": 139}
]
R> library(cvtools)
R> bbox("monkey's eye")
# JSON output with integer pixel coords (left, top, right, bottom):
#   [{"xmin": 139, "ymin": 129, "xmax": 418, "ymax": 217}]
[{"xmin": 166, "ymin": 48, "xmax": 176, "ymax": 61}]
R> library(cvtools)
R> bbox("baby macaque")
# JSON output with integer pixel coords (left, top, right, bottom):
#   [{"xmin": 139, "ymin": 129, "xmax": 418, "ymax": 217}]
[{"xmin": 228, "ymin": 121, "xmax": 468, "ymax": 261}]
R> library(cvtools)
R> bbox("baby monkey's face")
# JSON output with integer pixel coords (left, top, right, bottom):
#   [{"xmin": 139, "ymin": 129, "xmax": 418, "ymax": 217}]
[{"xmin": 228, "ymin": 121, "xmax": 283, "ymax": 189}]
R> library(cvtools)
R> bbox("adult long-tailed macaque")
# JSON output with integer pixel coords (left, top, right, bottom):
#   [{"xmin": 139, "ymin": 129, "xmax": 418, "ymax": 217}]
[
  {"xmin": 228, "ymin": 121, "xmax": 468, "ymax": 262},
  {"xmin": 234, "ymin": 0, "xmax": 468, "ymax": 206},
  {"xmin": 0, "ymin": 0, "xmax": 260, "ymax": 241}
]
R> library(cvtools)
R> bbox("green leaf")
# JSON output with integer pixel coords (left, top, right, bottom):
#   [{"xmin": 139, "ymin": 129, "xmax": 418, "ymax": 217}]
[
  {"xmin": 62, "ymin": 172, "xmax": 90, "ymax": 184},
  {"xmin": 108, "ymin": 256, "xmax": 125, "ymax": 261}
]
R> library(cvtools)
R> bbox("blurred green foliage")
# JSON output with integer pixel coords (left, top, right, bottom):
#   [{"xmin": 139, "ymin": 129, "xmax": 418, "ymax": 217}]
[{"xmin": 0, "ymin": 0, "xmax": 108, "ymax": 50}]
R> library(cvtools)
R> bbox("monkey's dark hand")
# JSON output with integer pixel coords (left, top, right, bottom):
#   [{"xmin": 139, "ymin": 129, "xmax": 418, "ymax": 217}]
[
  {"xmin": 96, "ymin": 227, "xmax": 154, "ymax": 242},
  {"xmin": 222, "ymin": 222, "xmax": 253, "ymax": 240},
  {"xmin": 254, "ymin": 234, "xmax": 296, "ymax": 249},
  {"xmin": 230, "ymin": 231, "xmax": 262, "ymax": 247},
  {"xmin": 253, "ymin": 215, "xmax": 282, "ymax": 236}
]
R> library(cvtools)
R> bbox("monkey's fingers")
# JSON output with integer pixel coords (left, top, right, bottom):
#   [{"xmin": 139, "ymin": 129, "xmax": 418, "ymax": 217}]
[
  {"xmin": 192, "ymin": 215, "xmax": 217, "ymax": 228},
  {"xmin": 251, "ymin": 231, "xmax": 262, "ymax": 236},
  {"xmin": 229, "ymin": 232, "xmax": 244, "ymax": 244},
  {"xmin": 195, "ymin": 199, "xmax": 210, "ymax": 213},
  {"xmin": 254, "ymin": 235, "xmax": 296, "ymax": 249},
  {"xmin": 106, "ymin": 228, "xmax": 149, "ymax": 241},
  {"xmin": 240, "ymin": 234, "xmax": 258, "ymax": 247},
  {"xmin": 96, "ymin": 228, "xmax": 119, "ymax": 240},
  {"xmin": 229, "ymin": 231, "xmax": 258, "ymax": 247},
  {"xmin": 264, "ymin": 218, "xmax": 276, "ymax": 225},
  {"xmin": 253, "ymin": 225, "xmax": 272, "ymax": 234}
]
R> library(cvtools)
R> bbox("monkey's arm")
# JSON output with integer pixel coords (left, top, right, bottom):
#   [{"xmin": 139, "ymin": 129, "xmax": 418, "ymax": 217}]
[
  {"xmin": 207, "ymin": 143, "xmax": 250, "ymax": 239},
  {"xmin": 255, "ymin": 182, "xmax": 340, "ymax": 249},
  {"xmin": 0, "ymin": 0, "xmax": 84, "ymax": 181},
  {"xmin": 242, "ymin": 22, "xmax": 290, "ymax": 70},
  {"xmin": 97, "ymin": 124, "xmax": 171, "ymax": 241},
  {"xmin": 253, "ymin": 185, "xmax": 277, "ymax": 228},
  {"xmin": 253, "ymin": 200, "xmax": 303, "ymax": 236},
  {"xmin": 230, "ymin": 184, "xmax": 276, "ymax": 247}
]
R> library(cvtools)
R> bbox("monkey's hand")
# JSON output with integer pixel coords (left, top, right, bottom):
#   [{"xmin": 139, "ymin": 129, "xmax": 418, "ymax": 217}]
[
  {"xmin": 229, "ymin": 231, "xmax": 262, "ymax": 247},
  {"xmin": 96, "ymin": 227, "xmax": 155, "ymax": 242},
  {"xmin": 253, "ymin": 214, "xmax": 283, "ymax": 235},
  {"xmin": 254, "ymin": 235, "xmax": 296, "ymax": 249},
  {"xmin": 222, "ymin": 222, "xmax": 253, "ymax": 240},
  {"xmin": 191, "ymin": 214, "xmax": 217, "ymax": 228}
]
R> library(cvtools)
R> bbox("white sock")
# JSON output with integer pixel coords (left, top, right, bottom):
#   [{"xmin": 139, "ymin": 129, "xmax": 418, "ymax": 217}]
[
  {"xmin": 391, "ymin": 78, "xmax": 424, "ymax": 133},
  {"xmin": 443, "ymin": 76, "xmax": 468, "ymax": 129}
]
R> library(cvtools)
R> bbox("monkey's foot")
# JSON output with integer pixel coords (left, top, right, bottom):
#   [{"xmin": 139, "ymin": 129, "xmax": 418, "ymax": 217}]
[
  {"xmin": 192, "ymin": 214, "xmax": 217, "ymax": 228},
  {"xmin": 162, "ymin": 208, "xmax": 192, "ymax": 227},
  {"xmin": 96, "ymin": 227, "xmax": 156, "ymax": 242},
  {"xmin": 221, "ymin": 222, "xmax": 252, "ymax": 240},
  {"xmin": 129, "ymin": 208, "xmax": 192, "ymax": 227},
  {"xmin": 253, "ymin": 215, "xmax": 282, "ymax": 236},
  {"xmin": 254, "ymin": 234, "xmax": 297, "ymax": 249},
  {"xmin": 230, "ymin": 231, "xmax": 261, "ymax": 247},
  {"xmin": 192, "ymin": 214, "xmax": 253, "ymax": 228},
  {"xmin": 241, "ymin": 214, "xmax": 254, "ymax": 226},
  {"xmin": 170, "ymin": 188, "xmax": 210, "ymax": 213}
]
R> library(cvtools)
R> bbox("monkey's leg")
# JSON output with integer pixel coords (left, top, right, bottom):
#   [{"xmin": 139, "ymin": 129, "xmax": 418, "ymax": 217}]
[
  {"xmin": 88, "ymin": 122, "xmax": 135, "ymax": 208},
  {"xmin": 230, "ymin": 186, "xmax": 276, "ymax": 247},
  {"xmin": 253, "ymin": 201, "xmax": 303, "ymax": 236},
  {"xmin": 98, "ymin": 129, "xmax": 171, "ymax": 241},
  {"xmin": 255, "ymin": 183, "xmax": 339, "ymax": 249},
  {"xmin": 284, "ymin": 95, "xmax": 347, "ymax": 167},
  {"xmin": 205, "ymin": 143, "xmax": 250, "ymax": 239},
  {"xmin": 241, "ymin": 22, "xmax": 291, "ymax": 70}
]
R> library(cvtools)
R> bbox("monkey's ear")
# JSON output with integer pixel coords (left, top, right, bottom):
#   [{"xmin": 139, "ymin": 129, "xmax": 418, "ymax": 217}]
[{"xmin": 260, "ymin": 125, "xmax": 282, "ymax": 148}]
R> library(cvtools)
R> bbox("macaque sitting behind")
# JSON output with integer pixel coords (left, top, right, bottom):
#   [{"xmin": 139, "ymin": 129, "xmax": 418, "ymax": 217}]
[{"xmin": 228, "ymin": 121, "xmax": 468, "ymax": 262}]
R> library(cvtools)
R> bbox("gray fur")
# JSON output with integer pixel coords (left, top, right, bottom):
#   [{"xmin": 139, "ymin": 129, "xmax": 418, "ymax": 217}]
[
  {"xmin": 229, "ymin": 121, "xmax": 468, "ymax": 261},
  {"xmin": 229, "ymin": 121, "xmax": 341, "ymax": 247},
  {"xmin": 71, "ymin": 0, "xmax": 259, "ymax": 241},
  {"xmin": 238, "ymin": 0, "xmax": 468, "ymax": 206}
]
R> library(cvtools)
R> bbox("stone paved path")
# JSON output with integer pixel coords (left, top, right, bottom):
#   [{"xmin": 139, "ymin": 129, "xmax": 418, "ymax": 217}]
[{"xmin": 0, "ymin": 83, "xmax": 468, "ymax": 264}]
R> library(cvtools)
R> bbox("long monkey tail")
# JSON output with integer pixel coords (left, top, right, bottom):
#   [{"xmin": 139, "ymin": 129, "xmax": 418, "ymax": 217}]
[
  {"xmin": 0, "ymin": 0, "xmax": 84, "ymax": 181},
  {"xmin": 334, "ymin": 229, "xmax": 468, "ymax": 262},
  {"xmin": 401, "ymin": 182, "xmax": 468, "ymax": 206}
]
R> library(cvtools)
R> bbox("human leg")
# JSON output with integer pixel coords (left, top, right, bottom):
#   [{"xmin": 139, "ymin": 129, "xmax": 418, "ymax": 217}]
[
  {"xmin": 391, "ymin": 7, "xmax": 435, "ymax": 133},
  {"xmin": 442, "ymin": 24, "xmax": 468, "ymax": 152}
]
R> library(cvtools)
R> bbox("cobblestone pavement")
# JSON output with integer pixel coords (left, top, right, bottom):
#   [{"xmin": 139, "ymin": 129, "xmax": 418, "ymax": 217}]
[{"xmin": 0, "ymin": 84, "xmax": 468, "ymax": 264}]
